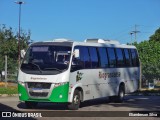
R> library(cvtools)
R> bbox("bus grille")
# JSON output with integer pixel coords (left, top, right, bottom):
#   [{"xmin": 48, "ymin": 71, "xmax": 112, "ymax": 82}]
[
  {"xmin": 27, "ymin": 82, "xmax": 51, "ymax": 89},
  {"xmin": 29, "ymin": 92, "xmax": 48, "ymax": 97},
  {"xmin": 27, "ymin": 82, "xmax": 51, "ymax": 98}
]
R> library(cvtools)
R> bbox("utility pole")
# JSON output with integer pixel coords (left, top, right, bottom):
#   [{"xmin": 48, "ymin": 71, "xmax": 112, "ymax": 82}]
[
  {"xmin": 15, "ymin": 1, "xmax": 25, "ymax": 68},
  {"xmin": 130, "ymin": 32, "xmax": 134, "ymax": 44},
  {"xmin": 132, "ymin": 24, "xmax": 140, "ymax": 43},
  {"xmin": 5, "ymin": 55, "xmax": 7, "ymax": 88}
]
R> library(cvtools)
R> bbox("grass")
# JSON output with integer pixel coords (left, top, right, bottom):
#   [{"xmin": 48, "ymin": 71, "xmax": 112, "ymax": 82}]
[
  {"xmin": 0, "ymin": 82, "xmax": 18, "ymax": 94},
  {"xmin": 0, "ymin": 87, "xmax": 18, "ymax": 94}
]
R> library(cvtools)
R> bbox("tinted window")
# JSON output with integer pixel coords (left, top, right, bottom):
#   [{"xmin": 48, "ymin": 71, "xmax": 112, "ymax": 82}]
[
  {"xmin": 81, "ymin": 47, "xmax": 91, "ymax": 68},
  {"xmin": 97, "ymin": 47, "xmax": 109, "ymax": 68},
  {"xmin": 21, "ymin": 46, "xmax": 72, "ymax": 75},
  {"xmin": 131, "ymin": 49, "xmax": 137, "ymax": 66},
  {"xmin": 131, "ymin": 49, "xmax": 139, "ymax": 67},
  {"xmin": 88, "ymin": 47, "xmax": 99, "ymax": 68},
  {"xmin": 124, "ymin": 49, "xmax": 132, "ymax": 67},
  {"xmin": 107, "ymin": 48, "xmax": 116, "ymax": 68},
  {"xmin": 71, "ymin": 46, "xmax": 91, "ymax": 71},
  {"xmin": 135, "ymin": 49, "xmax": 140, "ymax": 66},
  {"xmin": 71, "ymin": 46, "xmax": 84, "ymax": 70},
  {"xmin": 115, "ymin": 48, "xmax": 124, "ymax": 67}
]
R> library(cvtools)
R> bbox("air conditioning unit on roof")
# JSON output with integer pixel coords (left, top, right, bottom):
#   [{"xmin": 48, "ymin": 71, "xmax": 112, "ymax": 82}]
[
  {"xmin": 53, "ymin": 38, "xmax": 73, "ymax": 42},
  {"xmin": 84, "ymin": 38, "xmax": 120, "ymax": 44}
]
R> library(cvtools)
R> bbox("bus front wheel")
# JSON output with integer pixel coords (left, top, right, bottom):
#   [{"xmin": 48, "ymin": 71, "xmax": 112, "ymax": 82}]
[{"xmin": 68, "ymin": 90, "xmax": 81, "ymax": 110}]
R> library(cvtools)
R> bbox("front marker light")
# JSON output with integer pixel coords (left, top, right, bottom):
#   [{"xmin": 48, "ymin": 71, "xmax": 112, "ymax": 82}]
[
  {"xmin": 59, "ymin": 94, "xmax": 63, "ymax": 98},
  {"xmin": 19, "ymin": 93, "xmax": 22, "ymax": 97},
  {"xmin": 18, "ymin": 81, "xmax": 25, "ymax": 86},
  {"xmin": 54, "ymin": 82, "xmax": 68, "ymax": 88}
]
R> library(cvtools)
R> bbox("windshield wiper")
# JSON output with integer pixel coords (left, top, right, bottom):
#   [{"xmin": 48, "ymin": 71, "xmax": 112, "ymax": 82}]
[
  {"xmin": 44, "ymin": 68, "xmax": 63, "ymax": 72},
  {"xmin": 28, "ymin": 62, "xmax": 42, "ymax": 74}
]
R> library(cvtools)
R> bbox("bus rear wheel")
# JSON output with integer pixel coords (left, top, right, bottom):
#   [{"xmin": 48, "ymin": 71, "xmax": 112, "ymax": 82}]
[
  {"xmin": 68, "ymin": 90, "xmax": 81, "ymax": 110},
  {"xmin": 25, "ymin": 101, "xmax": 38, "ymax": 109},
  {"xmin": 115, "ymin": 85, "xmax": 125, "ymax": 103},
  {"xmin": 108, "ymin": 85, "xmax": 125, "ymax": 103}
]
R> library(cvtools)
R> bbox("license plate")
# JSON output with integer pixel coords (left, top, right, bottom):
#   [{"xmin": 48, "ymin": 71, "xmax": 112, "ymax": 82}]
[{"xmin": 32, "ymin": 88, "xmax": 43, "ymax": 93}]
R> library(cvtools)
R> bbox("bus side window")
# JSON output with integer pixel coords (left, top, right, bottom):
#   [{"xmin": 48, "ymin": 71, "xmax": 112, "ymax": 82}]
[
  {"xmin": 131, "ymin": 49, "xmax": 140, "ymax": 67},
  {"xmin": 71, "ymin": 46, "xmax": 83, "ymax": 72},
  {"xmin": 76, "ymin": 46, "xmax": 85, "ymax": 68},
  {"xmin": 82, "ymin": 47, "xmax": 91, "ymax": 69},
  {"xmin": 130, "ymin": 49, "xmax": 137, "ymax": 67},
  {"xmin": 124, "ymin": 49, "xmax": 132, "ymax": 67},
  {"xmin": 97, "ymin": 47, "xmax": 109, "ymax": 68},
  {"xmin": 115, "ymin": 48, "xmax": 124, "ymax": 67},
  {"xmin": 134, "ymin": 49, "xmax": 140, "ymax": 67},
  {"xmin": 107, "ymin": 48, "xmax": 116, "ymax": 68},
  {"xmin": 71, "ymin": 46, "xmax": 91, "ymax": 72},
  {"xmin": 88, "ymin": 47, "xmax": 99, "ymax": 68}
]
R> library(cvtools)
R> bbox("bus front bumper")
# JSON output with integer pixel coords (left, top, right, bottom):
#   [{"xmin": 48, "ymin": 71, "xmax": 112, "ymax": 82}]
[{"xmin": 18, "ymin": 83, "xmax": 69, "ymax": 103}]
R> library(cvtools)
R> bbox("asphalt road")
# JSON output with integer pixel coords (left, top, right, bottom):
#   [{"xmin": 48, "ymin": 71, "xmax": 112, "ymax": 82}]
[{"xmin": 0, "ymin": 95, "xmax": 160, "ymax": 120}]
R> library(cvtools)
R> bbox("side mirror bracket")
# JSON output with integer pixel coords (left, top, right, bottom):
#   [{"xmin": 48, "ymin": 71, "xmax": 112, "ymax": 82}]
[{"xmin": 74, "ymin": 49, "xmax": 79, "ymax": 58}]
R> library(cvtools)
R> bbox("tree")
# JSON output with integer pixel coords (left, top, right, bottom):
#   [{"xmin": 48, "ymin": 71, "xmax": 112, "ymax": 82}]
[
  {"xmin": 135, "ymin": 27, "xmax": 160, "ymax": 81},
  {"xmin": 0, "ymin": 24, "xmax": 30, "ymax": 78},
  {"xmin": 149, "ymin": 27, "xmax": 160, "ymax": 42},
  {"xmin": 136, "ymin": 41, "xmax": 160, "ymax": 79}
]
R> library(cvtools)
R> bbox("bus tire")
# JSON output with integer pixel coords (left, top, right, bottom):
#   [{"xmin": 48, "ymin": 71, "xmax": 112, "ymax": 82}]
[
  {"xmin": 115, "ymin": 85, "xmax": 125, "ymax": 103},
  {"xmin": 25, "ymin": 101, "xmax": 38, "ymax": 108},
  {"xmin": 68, "ymin": 90, "xmax": 81, "ymax": 110},
  {"xmin": 108, "ymin": 96, "xmax": 116, "ymax": 102}
]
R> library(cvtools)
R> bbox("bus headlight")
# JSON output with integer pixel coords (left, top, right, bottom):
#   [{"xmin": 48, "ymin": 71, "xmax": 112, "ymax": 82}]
[
  {"xmin": 18, "ymin": 81, "xmax": 25, "ymax": 87},
  {"xmin": 54, "ymin": 82, "xmax": 68, "ymax": 88}
]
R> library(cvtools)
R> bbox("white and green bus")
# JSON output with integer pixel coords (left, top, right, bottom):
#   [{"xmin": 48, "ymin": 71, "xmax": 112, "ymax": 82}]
[{"xmin": 18, "ymin": 38, "xmax": 140, "ymax": 110}]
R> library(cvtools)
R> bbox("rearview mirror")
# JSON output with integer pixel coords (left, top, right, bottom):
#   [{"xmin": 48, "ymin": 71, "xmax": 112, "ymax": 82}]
[
  {"xmin": 21, "ymin": 49, "xmax": 26, "ymax": 59},
  {"xmin": 74, "ymin": 49, "xmax": 79, "ymax": 58}
]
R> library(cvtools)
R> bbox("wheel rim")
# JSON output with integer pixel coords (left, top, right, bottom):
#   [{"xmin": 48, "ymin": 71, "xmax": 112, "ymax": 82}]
[
  {"xmin": 120, "ymin": 89, "xmax": 124, "ymax": 100},
  {"xmin": 73, "ymin": 95, "xmax": 79, "ymax": 105}
]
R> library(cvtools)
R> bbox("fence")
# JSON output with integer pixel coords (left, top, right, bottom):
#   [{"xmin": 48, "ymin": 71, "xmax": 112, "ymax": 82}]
[
  {"xmin": 0, "ymin": 72, "xmax": 160, "ymax": 90},
  {"xmin": 141, "ymin": 77, "xmax": 160, "ymax": 90},
  {"xmin": 0, "ymin": 72, "xmax": 17, "ymax": 83}
]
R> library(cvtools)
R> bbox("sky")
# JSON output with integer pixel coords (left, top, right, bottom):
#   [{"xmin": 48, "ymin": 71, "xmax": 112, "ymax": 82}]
[{"xmin": 0, "ymin": 0, "xmax": 160, "ymax": 44}]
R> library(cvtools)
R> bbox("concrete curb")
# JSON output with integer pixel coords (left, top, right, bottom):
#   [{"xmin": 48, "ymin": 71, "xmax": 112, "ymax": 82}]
[{"xmin": 0, "ymin": 94, "xmax": 18, "ymax": 97}]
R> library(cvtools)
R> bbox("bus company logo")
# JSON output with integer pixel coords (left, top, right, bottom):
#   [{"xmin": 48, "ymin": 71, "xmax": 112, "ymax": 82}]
[
  {"xmin": 99, "ymin": 71, "xmax": 121, "ymax": 80},
  {"xmin": 31, "ymin": 77, "xmax": 47, "ymax": 80},
  {"xmin": 76, "ymin": 71, "xmax": 83, "ymax": 82}
]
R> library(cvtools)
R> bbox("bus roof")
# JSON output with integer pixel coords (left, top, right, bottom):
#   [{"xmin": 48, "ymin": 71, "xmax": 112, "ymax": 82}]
[{"xmin": 31, "ymin": 38, "xmax": 136, "ymax": 49}]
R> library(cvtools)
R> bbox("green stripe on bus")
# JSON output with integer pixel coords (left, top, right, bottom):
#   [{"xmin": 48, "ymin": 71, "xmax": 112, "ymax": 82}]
[
  {"xmin": 49, "ymin": 83, "xmax": 69, "ymax": 102},
  {"xmin": 18, "ymin": 83, "xmax": 29, "ymax": 101}
]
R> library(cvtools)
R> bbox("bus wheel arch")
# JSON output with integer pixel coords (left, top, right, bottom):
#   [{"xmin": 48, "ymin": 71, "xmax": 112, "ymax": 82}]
[
  {"xmin": 68, "ymin": 87, "xmax": 83, "ymax": 110},
  {"xmin": 75, "ymin": 87, "xmax": 84, "ymax": 102}
]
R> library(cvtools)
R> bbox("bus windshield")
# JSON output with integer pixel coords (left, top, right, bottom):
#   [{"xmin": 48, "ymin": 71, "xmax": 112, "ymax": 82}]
[{"xmin": 21, "ymin": 45, "xmax": 72, "ymax": 75}]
